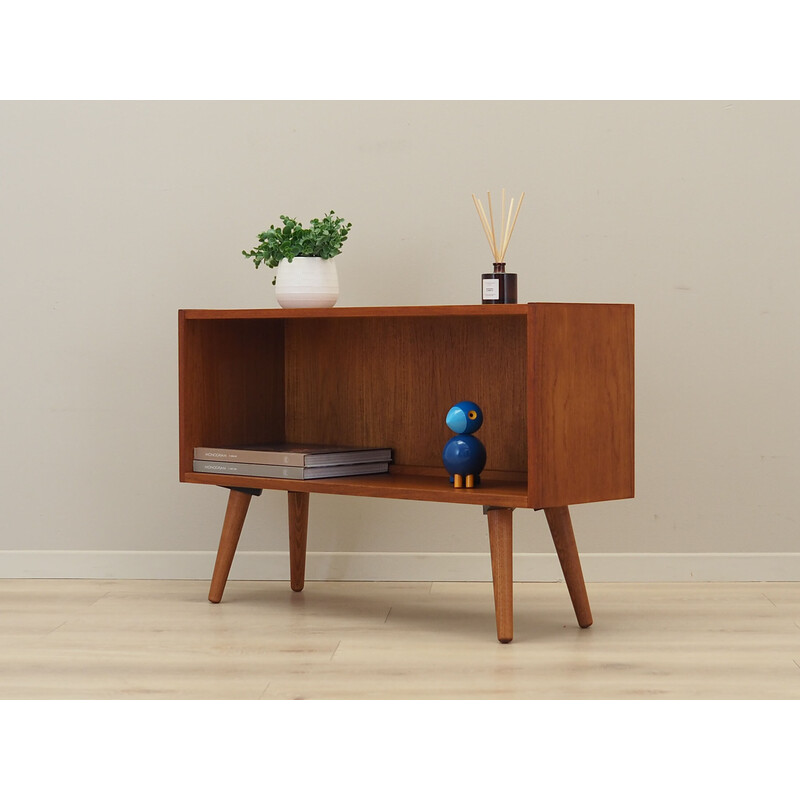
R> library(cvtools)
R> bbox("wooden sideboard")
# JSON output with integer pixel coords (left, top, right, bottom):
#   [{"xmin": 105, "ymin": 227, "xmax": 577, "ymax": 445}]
[{"xmin": 178, "ymin": 303, "xmax": 634, "ymax": 642}]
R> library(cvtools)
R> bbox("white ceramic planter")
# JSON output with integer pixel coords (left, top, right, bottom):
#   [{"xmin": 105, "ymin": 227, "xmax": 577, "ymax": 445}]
[{"xmin": 274, "ymin": 257, "xmax": 339, "ymax": 309}]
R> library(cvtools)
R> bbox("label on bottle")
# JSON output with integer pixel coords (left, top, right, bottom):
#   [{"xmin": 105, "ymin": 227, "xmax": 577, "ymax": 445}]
[{"xmin": 482, "ymin": 278, "xmax": 500, "ymax": 300}]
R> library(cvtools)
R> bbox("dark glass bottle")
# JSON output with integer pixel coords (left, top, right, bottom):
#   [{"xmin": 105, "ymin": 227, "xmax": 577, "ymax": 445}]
[{"xmin": 481, "ymin": 263, "xmax": 518, "ymax": 304}]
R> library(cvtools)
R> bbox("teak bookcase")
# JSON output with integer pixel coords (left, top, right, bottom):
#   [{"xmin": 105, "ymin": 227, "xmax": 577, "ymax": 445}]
[{"xmin": 178, "ymin": 303, "xmax": 634, "ymax": 642}]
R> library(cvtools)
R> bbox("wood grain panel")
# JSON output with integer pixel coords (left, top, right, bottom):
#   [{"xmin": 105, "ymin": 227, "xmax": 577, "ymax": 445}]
[
  {"xmin": 183, "ymin": 470, "xmax": 528, "ymax": 507},
  {"xmin": 529, "ymin": 303, "xmax": 634, "ymax": 507},
  {"xmin": 178, "ymin": 315, "xmax": 285, "ymax": 475},
  {"xmin": 284, "ymin": 315, "xmax": 527, "ymax": 475}
]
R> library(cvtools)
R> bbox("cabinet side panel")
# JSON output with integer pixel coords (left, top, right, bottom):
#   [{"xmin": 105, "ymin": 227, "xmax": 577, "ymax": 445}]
[
  {"xmin": 531, "ymin": 303, "xmax": 634, "ymax": 507},
  {"xmin": 285, "ymin": 316, "xmax": 527, "ymax": 475},
  {"xmin": 179, "ymin": 318, "xmax": 285, "ymax": 477}
]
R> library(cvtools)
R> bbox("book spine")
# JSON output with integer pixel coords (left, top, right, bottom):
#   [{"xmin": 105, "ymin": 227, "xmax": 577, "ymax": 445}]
[
  {"xmin": 192, "ymin": 460, "xmax": 307, "ymax": 479},
  {"xmin": 305, "ymin": 450, "xmax": 393, "ymax": 466},
  {"xmin": 192, "ymin": 460, "xmax": 391, "ymax": 480},
  {"xmin": 193, "ymin": 448, "xmax": 305, "ymax": 467}
]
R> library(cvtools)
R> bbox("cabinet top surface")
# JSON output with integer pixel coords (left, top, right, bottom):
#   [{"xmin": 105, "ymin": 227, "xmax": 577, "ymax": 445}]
[
  {"xmin": 179, "ymin": 303, "xmax": 631, "ymax": 320},
  {"xmin": 180, "ymin": 304, "xmax": 528, "ymax": 319}
]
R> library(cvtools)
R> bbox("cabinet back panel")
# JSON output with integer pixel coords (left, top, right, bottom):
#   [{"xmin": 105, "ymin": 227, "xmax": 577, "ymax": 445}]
[{"xmin": 284, "ymin": 316, "xmax": 527, "ymax": 473}]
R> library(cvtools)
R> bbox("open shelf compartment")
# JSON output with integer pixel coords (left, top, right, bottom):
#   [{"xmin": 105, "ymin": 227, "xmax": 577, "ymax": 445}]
[{"xmin": 179, "ymin": 305, "xmax": 530, "ymax": 507}]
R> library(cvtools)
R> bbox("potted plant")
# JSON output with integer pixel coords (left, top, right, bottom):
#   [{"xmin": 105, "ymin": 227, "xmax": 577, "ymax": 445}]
[{"xmin": 243, "ymin": 211, "xmax": 352, "ymax": 308}]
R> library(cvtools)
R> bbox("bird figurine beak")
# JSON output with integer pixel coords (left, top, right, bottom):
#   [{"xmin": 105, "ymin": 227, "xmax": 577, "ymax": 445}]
[{"xmin": 446, "ymin": 405, "xmax": 468, "ymax": 434}]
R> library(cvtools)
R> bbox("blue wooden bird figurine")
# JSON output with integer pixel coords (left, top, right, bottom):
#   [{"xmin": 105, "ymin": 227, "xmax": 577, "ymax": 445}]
[{"xmin": 442, "ymin": 401, "xmax": 487, "ymax": 488}]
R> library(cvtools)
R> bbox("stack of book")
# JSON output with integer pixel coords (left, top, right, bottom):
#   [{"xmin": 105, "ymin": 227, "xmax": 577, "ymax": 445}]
[{"xmin": 192, "ymin": 443, "xmax": 393, "ymax": 480}]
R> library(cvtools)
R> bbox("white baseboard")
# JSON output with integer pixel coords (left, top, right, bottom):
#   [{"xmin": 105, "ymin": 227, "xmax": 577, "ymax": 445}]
[{"xmin": 1, "ymin": 550, "xmax": 799, "ymax": 581}]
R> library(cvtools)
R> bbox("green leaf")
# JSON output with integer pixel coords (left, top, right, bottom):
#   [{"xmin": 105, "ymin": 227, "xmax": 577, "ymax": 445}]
[{"xmin": 244, "ymin": 210, "xmax": 351, "ymax": 269}]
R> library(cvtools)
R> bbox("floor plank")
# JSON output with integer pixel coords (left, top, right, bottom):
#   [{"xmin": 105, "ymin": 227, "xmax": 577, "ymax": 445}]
[{"xmin": 1, "ymin": 579, "xmax": 798, "ymax": 699}]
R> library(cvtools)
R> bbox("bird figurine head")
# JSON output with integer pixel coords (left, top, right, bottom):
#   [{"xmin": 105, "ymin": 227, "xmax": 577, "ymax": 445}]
[{"xmin": 445, "ymin": 401, "xmax": 484, "ymax": 434}]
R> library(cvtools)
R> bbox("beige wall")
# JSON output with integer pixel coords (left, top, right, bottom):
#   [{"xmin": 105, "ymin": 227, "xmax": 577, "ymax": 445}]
[{"xmin": 1, "ymin": 101, "xmax": 798, "ymax": 578}]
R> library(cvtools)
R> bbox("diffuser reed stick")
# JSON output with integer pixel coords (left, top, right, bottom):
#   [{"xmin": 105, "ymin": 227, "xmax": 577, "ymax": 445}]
[
  {"xmin": 471, "ymin": 194, "xmax": 494, "ymax": 253},
  {"xmin": 500, "ymin": 192, "xmax": 524, "ymax": 262},
  {"xmin": 487, "ymin": 191, "xmax": 498, "ymax": 260},
  {"xmin": 472, "ymin": 189, "xmax": 525, "ymax": 263},
  {"xmin": 500, "ymin": 198, "xmax": 515, "ymax": 261}
]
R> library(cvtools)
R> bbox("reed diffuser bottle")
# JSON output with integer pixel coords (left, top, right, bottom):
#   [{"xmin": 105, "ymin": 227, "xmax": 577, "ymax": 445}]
[
  {"xmin": 472, "ymin": 189, "xmax": 525, "ymax": 305},
  {"xmin": 482, "ymin": 262, "xmax": 517, "ymax": 304}
]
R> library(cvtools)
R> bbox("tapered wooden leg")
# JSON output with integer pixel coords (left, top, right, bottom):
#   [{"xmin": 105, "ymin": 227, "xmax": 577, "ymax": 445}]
[
  {"xmin": 288, "ymin": 491, "xmax": 309, "ymax": 592},
  {"xmin": 208, "ymin": 488, "xmax": 256, "ymax": 603},
  {"xmin": 544, "ymin": 506, "xmax": 593, "ymax": 628},
  {"xmin": 487, "ymin": 507, "xmax": 514, "ymax": 643}
]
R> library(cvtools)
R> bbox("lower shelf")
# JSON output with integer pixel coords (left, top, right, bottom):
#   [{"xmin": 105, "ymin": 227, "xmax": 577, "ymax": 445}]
[{"xmin": 182, "ymin": 470, "xmax": 530, "ymax": 507}]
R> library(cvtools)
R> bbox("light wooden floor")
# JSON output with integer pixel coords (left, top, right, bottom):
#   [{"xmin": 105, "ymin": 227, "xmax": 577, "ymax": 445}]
[{"xmin": 1, "ymin": 579, "xmax": 798, "ymax": 699}]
